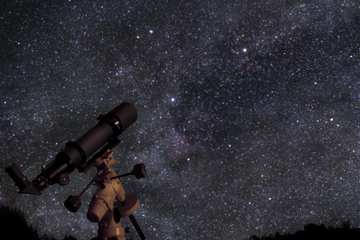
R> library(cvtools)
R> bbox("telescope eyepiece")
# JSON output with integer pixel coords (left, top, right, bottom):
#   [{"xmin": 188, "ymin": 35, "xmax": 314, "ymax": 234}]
[{"xmin": 5, "ymin": 163, "xmax": 30, "ymax": 191}]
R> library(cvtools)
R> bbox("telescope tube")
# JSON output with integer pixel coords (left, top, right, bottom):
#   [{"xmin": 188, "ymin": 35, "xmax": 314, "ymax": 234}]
[{"xmin": 6, "ymin": 102, "xmax": 137, "ymax": 195}]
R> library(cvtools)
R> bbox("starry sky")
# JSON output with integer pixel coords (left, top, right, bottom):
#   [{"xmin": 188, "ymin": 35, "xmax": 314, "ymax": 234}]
[{"xmin": 0, "ymin": 0, "xmax": 359, "ymax": 239}]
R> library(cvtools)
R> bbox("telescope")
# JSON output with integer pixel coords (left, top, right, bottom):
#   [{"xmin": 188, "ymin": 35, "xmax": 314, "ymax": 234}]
[
  {"xmin": 5, "ymin": 102, "xmax": 137, "ymax": 195},
  {"xmin": 6, "ymin": 102, "xmax": 147, "ymax": 239},
  {"xmin": 5, "ymin": 102, "xmax": 146, "ymax": 240}
]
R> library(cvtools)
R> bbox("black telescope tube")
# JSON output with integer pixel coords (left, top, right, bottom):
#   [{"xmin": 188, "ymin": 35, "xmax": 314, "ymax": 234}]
[{"xmin": 10, "ymin": 102, "xmax": 137, "ymax": 195}]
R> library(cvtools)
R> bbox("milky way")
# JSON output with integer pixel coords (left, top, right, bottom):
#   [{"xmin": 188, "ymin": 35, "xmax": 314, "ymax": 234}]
[{"xmin": 1, "ymin": 1, "xmax": 359, "ymax": 239}]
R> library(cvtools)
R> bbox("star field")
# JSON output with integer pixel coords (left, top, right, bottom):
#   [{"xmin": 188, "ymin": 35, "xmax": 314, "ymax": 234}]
[{"xmin": 0, "ymin": 1, "xmax": 359, "ymax": 239}]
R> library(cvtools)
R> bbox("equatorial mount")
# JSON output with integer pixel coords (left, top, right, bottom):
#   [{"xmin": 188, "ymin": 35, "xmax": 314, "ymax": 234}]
[{"xmin": 65, "ymin": 150, "xmax": 146, "ymax": 240}]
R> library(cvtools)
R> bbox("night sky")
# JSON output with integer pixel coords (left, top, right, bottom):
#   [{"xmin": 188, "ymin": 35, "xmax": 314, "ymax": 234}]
[{"xmin": 1, "ymin": 0, "xmax": 359, "ymax": 239}]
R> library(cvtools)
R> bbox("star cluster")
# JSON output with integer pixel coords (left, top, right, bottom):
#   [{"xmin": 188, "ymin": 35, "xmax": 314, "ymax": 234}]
[{"xmin": 0, "ymin": 1, "xmax": 359, "ymax": 239}]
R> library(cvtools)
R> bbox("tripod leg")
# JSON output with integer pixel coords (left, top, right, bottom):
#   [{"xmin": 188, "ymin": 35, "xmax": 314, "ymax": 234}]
[{"xmin": 129, "ymin": 214, "xmax": 146, "ymax": 240}]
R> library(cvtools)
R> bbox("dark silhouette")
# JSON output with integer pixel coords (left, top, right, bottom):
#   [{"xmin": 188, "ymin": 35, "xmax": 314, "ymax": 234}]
[
  {"xmin": 0, "ymin": 205, "xmax": 78, "ymax": 240},
  {"xmin": 247, "ymin": 222, "xmax": 360, "ymax": 240},
  {"xmin": 1, "ymin": 205, "xmax": 359, "ymax": 239},
  {"xmin": 0, "ymin": 205, "xmax": 39, "ymax": 240},
  {"xmin": 63, "ymin": 236, "xmax": 78, "ymax": 240}
]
